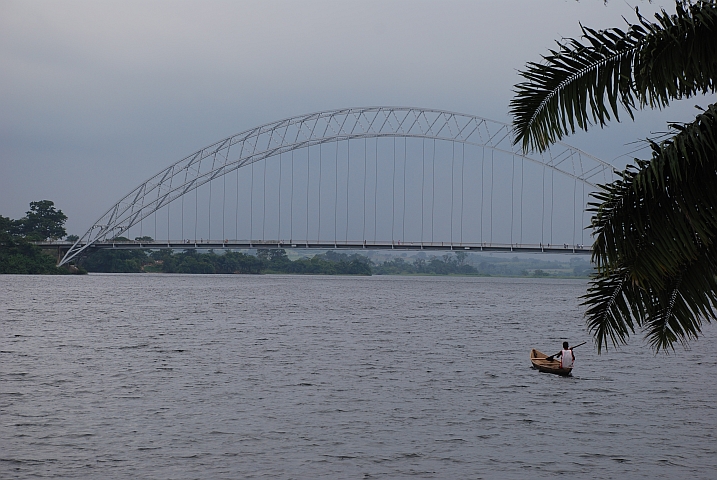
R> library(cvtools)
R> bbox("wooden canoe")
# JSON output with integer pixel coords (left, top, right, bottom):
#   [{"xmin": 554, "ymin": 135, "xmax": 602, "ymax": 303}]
[{"xmin": 530, "ymin": 348, "xmax": 572, "ymax": 376}]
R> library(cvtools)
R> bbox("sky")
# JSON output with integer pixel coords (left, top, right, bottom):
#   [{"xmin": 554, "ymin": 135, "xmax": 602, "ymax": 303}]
[{"xmin": 1, "ymin": 0, "xmax": 709, "ymax": 236}]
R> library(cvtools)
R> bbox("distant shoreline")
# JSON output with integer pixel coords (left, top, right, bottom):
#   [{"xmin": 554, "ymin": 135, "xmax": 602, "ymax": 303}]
[{"xmin": 16, "ymin": 270, "xmax": 590, "ymax": 280}]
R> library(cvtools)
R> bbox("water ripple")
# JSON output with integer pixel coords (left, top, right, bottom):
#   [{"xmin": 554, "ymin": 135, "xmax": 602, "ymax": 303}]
[{"xmin": 1, "ymin": 274, "xmax": 715, "ymax": 479}]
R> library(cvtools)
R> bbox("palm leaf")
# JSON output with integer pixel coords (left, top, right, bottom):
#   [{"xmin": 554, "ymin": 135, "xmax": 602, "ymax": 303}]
[
  {"xmin": 584, "ymin": 104, "xmax": 717, "ymax": 351},
  {"xmin": 511, "ymin": 1, "xmax": 717, "ymax": 153}
]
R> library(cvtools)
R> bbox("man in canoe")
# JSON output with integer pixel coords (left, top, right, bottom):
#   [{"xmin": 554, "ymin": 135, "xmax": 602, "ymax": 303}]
[{"xmin": 555, "ymin": 341, "xmax": 575, "ymax": 369}]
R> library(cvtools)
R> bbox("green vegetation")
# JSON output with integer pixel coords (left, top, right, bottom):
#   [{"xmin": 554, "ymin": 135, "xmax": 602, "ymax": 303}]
[
  {"xmin": 20, "ymin": 200, "xmax": 68, "ymax": 241},
  {"xmin": 149, "ymin": 249, "xmax": 264, "ymax": 274},
  {"xmin": 3, "ymin": 200, "xmax": 67, "ymax": 241},
  {"xmin": 373, "ymin": 252, "xmax": 591, "ymax": 277},
  {"xmin": 1, "ymin": 201, "xmax": 73, "ymax": 274},
  {"xmin": 0, "ymin": 229, "xmax": 67, "ymax": 274},
  {"xmin": 82, "ymin": 249, "xmax": 153, "ymax": 273},
  {"xmin": 81, "ymin": 248, "xmax": 371, "ymax": 275},
  {"xmin": 79, "ymin": 247, "xmax": 591, "ymax": 277},
  {"xmin": 373, "ymin": 252, "xmax": 478, "ymax": 275},
  {"xmin": 510, "ymin": 1, "xmax": 717, "ymax": 351},
  {"xmin": 261, "ymin": 250, "xmax": 371, "ymax": 275}
]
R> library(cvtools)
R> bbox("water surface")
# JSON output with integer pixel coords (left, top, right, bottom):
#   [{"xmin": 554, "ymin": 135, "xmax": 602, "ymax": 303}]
[{"xmin": 2, "ymin": 274, "xmax": 715, "ymax": 478}]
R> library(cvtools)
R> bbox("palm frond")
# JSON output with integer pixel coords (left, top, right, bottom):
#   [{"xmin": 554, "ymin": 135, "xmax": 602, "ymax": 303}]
[
  {"xmin": 583, "ymin": 267, "xmax": 639, "ymax": 352},
  {"xmin": 641, "ymin": 253, "xmax": 717, "ymax": 351},
  {"xmin": 511, "ymin": 0, "xmax": 717, "ymax": 153},
  {"xmin": 584, "ymin": 104, "xmax": 717, "ymax": 351}
]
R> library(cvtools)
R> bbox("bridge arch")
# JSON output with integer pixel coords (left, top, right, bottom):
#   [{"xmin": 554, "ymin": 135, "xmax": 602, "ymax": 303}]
[{"xmin": 59, "ymin": 107, "xmax": 615, "ymax": 266}]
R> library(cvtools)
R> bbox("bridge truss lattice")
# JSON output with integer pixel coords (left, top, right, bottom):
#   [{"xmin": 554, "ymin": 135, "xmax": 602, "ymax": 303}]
[{"xmin": 59, "ymin": 107, "xmax": 616, "ymax": 266}]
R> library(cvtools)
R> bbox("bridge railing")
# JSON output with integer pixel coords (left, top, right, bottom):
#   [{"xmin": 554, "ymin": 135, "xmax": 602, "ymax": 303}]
[{"xmin": 61, "ymin": 239, "xmax": 591, "ymax": 253}]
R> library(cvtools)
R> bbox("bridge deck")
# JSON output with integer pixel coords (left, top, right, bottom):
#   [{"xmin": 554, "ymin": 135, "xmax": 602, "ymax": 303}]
[{"xmin": 39, "ymin": 241, "xmax": 591, "ymax": 254}]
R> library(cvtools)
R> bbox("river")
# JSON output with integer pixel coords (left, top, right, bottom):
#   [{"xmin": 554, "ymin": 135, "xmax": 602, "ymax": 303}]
[{"xmin": 2, "ymin": 274, "xmax": 715, "ymax": 478}]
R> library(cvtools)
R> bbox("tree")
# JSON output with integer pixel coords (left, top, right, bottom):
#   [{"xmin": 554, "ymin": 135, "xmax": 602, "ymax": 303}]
[
  {"xmin": 510, "ymin": 1, "xmax": 717, "ymax": 352},
  {"xmin": 16, "ymin": 200, "xmax": 68, "ymax": 241},
  {"xmin": 268, "ymin": 248, "xmax": 288, "ymax": 261},
  {"xmin": 1, "ymin": 215, "xmax": 24, "ymax": 237},
  {"xmin": 1, "ymin": 213, "xmax": 68, "ymax": 274},
  {"xmin": 81, "ymin": 249, "xmax": 150, "ymax": 273},
  {"xmin": 455, "ymin": 251, "xmax": 468, "ymax": 266}
]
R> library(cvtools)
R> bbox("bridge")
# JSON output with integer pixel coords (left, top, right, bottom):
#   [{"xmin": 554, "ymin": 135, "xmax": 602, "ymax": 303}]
[{"xmin": 57, "ymin": 107, "xmax": 614, "ymax": 267}]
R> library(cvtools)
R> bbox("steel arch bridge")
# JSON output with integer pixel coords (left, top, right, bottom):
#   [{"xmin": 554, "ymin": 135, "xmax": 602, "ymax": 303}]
[{"xmin": 58, "ymin": 107, "xmax": 616, "ymax": 266}]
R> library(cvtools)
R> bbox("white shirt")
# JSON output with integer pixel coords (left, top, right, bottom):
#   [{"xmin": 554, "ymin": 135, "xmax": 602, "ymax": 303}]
[{"xmin": 559, "ymin": 349, "xmax": 574, "ymax": 369}]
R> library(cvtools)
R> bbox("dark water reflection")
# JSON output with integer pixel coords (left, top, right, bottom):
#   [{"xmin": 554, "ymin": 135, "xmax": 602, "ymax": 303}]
[{"xmin": 1, "ymin": 274, "xmax": 715, "ymax": 478}]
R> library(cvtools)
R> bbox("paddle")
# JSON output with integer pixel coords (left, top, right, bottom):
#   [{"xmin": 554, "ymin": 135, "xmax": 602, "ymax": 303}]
[{"xmin": 546, "ymin": 341, "xmax": 586, "ymax": 361}]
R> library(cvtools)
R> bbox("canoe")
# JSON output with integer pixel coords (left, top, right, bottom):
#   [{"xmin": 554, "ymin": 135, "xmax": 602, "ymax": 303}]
[{"xmin": 530, "ymin": 348, "xmax": 572, "ymax": 376}]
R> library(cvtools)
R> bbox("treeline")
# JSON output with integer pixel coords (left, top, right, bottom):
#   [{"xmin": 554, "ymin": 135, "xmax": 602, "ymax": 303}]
[
  {"xmin": 474, "ymin": 255, "xmax": 593, "ymax": 277},
  {"xmin": 1, "ymin": 201, "xmax": 76, "ymax": 274},
  {"xmin": 373, "ymin": 253, "xmax": 593, "ymax": 277},
  {"xmin": 80, "ymin": 247, "xmax": 593, "ymax": 277},
  {"xmin": 261, "ymin": 250, "xmax": 371, "ymax": 275},
  {"xmin": 81, "ymin": 248, "xmax": 372, "ymax": 276},
  {"xmin": 373, "ymin": 254, "xmax": 478, "ymax": 275}
]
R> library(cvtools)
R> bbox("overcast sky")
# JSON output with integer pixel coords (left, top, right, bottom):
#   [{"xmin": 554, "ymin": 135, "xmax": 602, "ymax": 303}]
[{"xmin": 1, "ymin": 0, "xmax": 706, "ymax": 235}]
